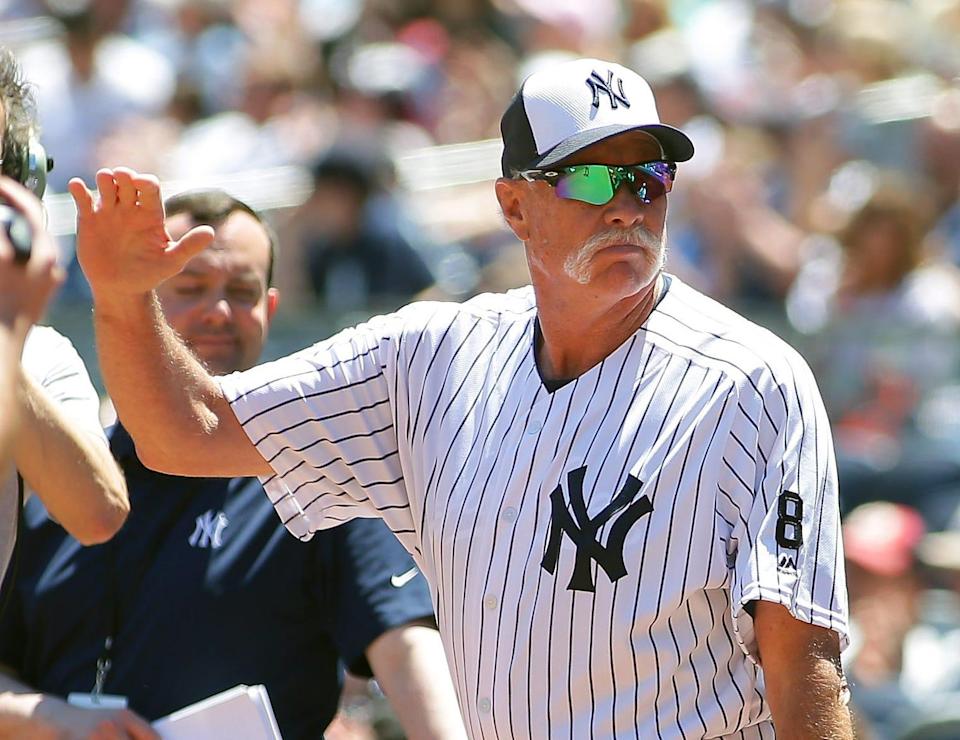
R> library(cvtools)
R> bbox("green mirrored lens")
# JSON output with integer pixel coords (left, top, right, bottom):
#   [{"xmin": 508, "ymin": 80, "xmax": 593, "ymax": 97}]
[
  {"xmin": 550, "ymin": 163, "xmax": 674, "ymax": 205},
  {"xmin": 555, "ymin": 165, "xmax": 614, "ymax": 205}
]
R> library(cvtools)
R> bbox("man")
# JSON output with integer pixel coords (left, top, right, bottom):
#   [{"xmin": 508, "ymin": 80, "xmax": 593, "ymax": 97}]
[
  {"xmin": 0, "ymin": 178, "xmax": 62, "ymax": 482},
  {"xmin": 0, "ymin": 190, "xmax": 465, "ymax": 739},
  {"xmin": 284, "ymin": 143, "xmax": 435, "ymax": 310},
  {"xmin": 0, "ymin": 47, "xmax": 128, "ymax": 587},
  {"xmin": 68, "ymin": 58, "xmax": 852, "ymax": 737}
]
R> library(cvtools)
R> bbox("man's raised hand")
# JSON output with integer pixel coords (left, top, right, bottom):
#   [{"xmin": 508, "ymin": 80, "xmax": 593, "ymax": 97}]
[{"xmin": 68, "ymin": 168, "xmax": 214, "ymax": 309}]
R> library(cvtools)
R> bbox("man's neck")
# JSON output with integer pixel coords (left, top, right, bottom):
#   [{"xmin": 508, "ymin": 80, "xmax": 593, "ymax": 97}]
[{"xmin": 534, "ymin": 273, "xmax": 663, "ymax": 382}]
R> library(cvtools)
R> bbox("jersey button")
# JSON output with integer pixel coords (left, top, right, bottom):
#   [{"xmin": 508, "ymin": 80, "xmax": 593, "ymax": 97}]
[
  {"xmin": 526, "ymin": 419, "xmax": 543, "ymax": 435},
  {"xmin": 478, "ymin": 698, "xmax": 491, "ymax": 713},
  {"xmin": 502, "ymin": 507, "xmax": 517, "ymax": 522},
  {"xmin": 484, "ymin": 595, "xmax": 498, "ymax": 609}
]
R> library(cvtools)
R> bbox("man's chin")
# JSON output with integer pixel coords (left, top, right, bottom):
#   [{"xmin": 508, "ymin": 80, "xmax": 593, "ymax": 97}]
[
  {"xmin": 192, "ymin": 348, "xmax": 242, "ymax": 376},
  {"xmin": 585, "ymin": 251, "xmax": 662, "ymax": 293}
]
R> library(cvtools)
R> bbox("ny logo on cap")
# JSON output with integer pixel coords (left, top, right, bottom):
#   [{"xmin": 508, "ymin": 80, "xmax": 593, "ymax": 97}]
[{"xmin": 586, "ymin": 69, "xmax": 631, "ymax": 111}]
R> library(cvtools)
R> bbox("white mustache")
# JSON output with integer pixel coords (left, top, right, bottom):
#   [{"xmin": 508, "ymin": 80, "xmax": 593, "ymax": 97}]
[{"xmin": 563, "ymin": 227, "xmax": 663, "ymax": 284}]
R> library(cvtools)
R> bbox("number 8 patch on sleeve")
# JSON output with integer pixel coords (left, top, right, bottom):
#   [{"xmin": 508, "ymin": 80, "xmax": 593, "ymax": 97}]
[{"xmin": 775, "ymin": 491, "xmax": 803, "ymax": 549}]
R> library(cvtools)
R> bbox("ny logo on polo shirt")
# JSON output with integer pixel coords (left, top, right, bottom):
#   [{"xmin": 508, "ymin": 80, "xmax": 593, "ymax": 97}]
[
  {"xmin": 541, "ymin": 466, "xmax": 653, "ymax": 592},
  {"xmin": 586, "ymin": 69, "xmax": 631, "ymax": 111},
  {"xmin": 189, "ymin": 510, "xmax": 229, "ymax": 549}
]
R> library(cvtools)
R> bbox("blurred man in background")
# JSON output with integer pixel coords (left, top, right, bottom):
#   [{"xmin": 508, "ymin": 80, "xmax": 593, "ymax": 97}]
[
  {"xmin": 0, "ymin": 189, "xmax": 465, "ymax": 740},
  {"xmin": 279, "ymin": 144, "xmax": 435, "ymax": 312}
]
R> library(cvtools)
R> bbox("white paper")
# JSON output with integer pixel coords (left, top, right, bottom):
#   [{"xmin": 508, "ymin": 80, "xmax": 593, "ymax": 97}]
[{"xmin": 152, "ymin": 684, "xmax": 282, "ymax": 739}]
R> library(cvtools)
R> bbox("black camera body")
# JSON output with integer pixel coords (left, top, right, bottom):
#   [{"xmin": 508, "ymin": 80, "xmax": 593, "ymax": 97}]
[
  {"xmin": 1, "ymin": 138, "xmax": 53, "ymax": 265},
  {"xmin": 0, "ymin": 204, "xmax": 33, "ymax": 263}
]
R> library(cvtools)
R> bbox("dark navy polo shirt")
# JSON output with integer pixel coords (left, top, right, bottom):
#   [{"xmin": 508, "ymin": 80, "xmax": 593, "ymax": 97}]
[{"xmin": 0, "ymin": 426, "xmax": 434, "ymax": 739}]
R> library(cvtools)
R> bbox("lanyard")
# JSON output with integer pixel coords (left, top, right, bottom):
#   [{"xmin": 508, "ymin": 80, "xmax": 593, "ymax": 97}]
[{"xmin": 92, "ymin": 487, "xmax": 201, "ymax": 697}]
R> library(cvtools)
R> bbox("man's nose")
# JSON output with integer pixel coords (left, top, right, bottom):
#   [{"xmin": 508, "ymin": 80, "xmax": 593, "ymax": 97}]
[
  {"xmin": 602, "ymin": 181, "xmax": 649, "ymax": 228},
  {"xmin": 201, "ymin": 297, "xmax": 232, "ymax": 325}
]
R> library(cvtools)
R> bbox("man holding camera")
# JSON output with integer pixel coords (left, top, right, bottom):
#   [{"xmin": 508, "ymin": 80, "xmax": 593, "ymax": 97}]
[
  {"xmin": 0, "ymin": 179, "xmax": 61, "ymax": 493},
  {"xmin": 0, "ymin": 46, "xmax": 129, "ymax": 581}
]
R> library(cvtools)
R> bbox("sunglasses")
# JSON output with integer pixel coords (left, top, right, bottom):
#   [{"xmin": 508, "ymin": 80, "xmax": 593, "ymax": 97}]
[{"xmin": 514, "ymin": 161, "xmax": 677, "ymax": 206}]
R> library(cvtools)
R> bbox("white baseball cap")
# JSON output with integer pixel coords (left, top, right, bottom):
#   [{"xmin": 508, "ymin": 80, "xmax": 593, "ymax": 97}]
[{"xmin": 499, "ymin": 58, "xmax": 694, "ymax": 177}]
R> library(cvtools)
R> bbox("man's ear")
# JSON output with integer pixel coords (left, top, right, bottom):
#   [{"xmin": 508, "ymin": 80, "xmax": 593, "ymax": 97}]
[
  {"xmin": 495, "ymin": 178, "xmax": 531, "ymax": 242},
  {"xmin": 265, "ymin": 287, "xmax": 279, "ymax": 324}
]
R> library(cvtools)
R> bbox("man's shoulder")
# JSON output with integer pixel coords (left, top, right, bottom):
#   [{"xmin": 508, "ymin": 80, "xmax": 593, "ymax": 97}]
[
  {"xmin": 21, "ymin": 325, "xmax": 80, "ymax": 373},
  {"xmin": 23, "ymin": 324, "xmax": 71, "ymax": 349},
  {"xmin": 459, "ymin": 285, "xmax": 537, "ymax": 316},
  {"xmin": 654, "ymin": 278, "xmax": 815, "ymax": 391},
  {"xmin": 392, "ymin": 286, "xmax": 535, "ymax": 337}
]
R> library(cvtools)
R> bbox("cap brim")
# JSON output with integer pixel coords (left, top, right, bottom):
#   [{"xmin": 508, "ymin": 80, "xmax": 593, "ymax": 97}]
[{"xmin": 533, "ymin": 122, "xmax": 694, "ymax": 170}]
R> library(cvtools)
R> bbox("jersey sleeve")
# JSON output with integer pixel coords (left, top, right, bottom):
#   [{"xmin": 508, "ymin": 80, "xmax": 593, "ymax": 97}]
[
  {"xmin": 216, "ymin": 311, "xmax": 411, "ymax": 543},
  {"xmin": 322, "ymin": 517, "xmax": 435, "ymax": 677},
  {"xmin": 719, "ymin": 349, "xmax": 849, "ymax": 661},
  {"xmin": 22, "ymin": 327, "xmax": 107, "ymax": 445}
]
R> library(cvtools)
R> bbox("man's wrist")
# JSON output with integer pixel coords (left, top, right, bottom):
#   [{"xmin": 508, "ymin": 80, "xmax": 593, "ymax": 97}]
[
  {"xmin": 0, "ymin": 313, "xmax": 35, "ymax": 346},
  {"xmin": 91, "ymin": 290, "xmax": 157, "ymax": 322},
  {"xmin": 0, "ymin": 690, "xmax": 65, "ymax": 739}
]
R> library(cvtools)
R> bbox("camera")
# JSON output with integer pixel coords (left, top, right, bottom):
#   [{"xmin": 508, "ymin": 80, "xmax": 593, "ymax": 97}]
[
  {"xmin": 0, "ymin": 137, "xmax": 53, "ymax": 265},
  {"xmin": 0, "ymin": 203, "xmax": 33, "ymax": 264}
]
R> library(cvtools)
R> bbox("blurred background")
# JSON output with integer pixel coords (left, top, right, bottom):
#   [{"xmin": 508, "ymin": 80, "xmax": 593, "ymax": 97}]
[{"xmin": 4, "ymin": 0, "xmax": 960, "ymax": 736}]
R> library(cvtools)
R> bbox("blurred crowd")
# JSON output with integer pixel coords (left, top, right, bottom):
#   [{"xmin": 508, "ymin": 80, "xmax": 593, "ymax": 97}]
[{"xmin": 4, "ymin": 0, "xmax": 960, "ymax": 736}]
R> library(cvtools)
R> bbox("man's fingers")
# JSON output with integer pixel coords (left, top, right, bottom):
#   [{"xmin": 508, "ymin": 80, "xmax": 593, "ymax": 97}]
[
  {"xmin": 132, "ymin": 173, "xmax": 161, "ymax": 198},
  {"xmin": 113, "ymin": 168, "xmax": 138, "ymax": 207},
  {"xmin": 68, "ymin": 178, "xmax": 95, "ymax": 219},
  {"xmin": 46, "ymin": 256, "xmax": 66, "ymax": 286},
  {"xmin": 132, "ymin": 173, "xmax": 163, "ymax": 216},
  {"xmin": 0, "ymin": 175, "xmax": 43, "ymax": 224},
  {"xmin": 95, "ymin": 170, "xmax": 118, "ymax": 211},
  {"xmin": 171, "ymin": 225, "xmax": 215, "ymax": 262},
  {"xmin": 121, "ymin": 709, "xmax": 160, "ymax": 740}
]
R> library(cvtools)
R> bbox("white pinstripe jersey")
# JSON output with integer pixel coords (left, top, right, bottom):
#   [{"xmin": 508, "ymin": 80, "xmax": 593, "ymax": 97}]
[{"xmin": 218, "ymin": 276, "xmax": 848, "ymax": 739}]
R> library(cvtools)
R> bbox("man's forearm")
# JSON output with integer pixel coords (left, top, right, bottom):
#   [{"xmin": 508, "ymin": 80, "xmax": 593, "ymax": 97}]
[
  {"xmin": 13, "ymin": 371, "xmax": 127, "ymax": 545},
  {"xmin": 768, "ymin": 653, "xmax": 853, "ymax": 739},
  {"xmin": 755, "ymin": 602, "xmax": 853, "ymax": 740},
  {"xmin": 93, "ymin": 293, "xmax": 220, "ymax": 468},
  {"xmin": 0, "ymin": 670, "xmax": 67, "ymax": 739},
  {"xmin": 0, "ymin": 328, "xmax": 23, "ymax": 468},
  {"xmin": 0, "ymin": 667, "xmax": 158, "ymax": 739},
  {"xmin": 93, "ymin": 293, "xmax": 255, "ymax": 476},
  {"xmin": 367, "ymin": 623, "xmax": 467, "ymax": 740}
]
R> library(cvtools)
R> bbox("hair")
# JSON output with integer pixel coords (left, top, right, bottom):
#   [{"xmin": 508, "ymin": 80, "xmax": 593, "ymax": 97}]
[
  {"xmin": 839, "ymin": 178, "xmax": 933, "ymax": 278},
  {"xmin": 0, "ymin": 47, "xmax": 39, "ymax": 184},
  {"xmin": 310, "ymin": 144, "xmax": 393, "ymax": 200},
  {"xmin": 164, "ymin": 189, "xmax": 278, "ymax": 287}
]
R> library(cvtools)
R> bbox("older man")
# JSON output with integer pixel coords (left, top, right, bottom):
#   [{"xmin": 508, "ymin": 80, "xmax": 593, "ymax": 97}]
[
  {"xmin": 0, "ymin": 189, "xmax": 464, "ymax": 739},
  {"xmin": 68, "ymin": 58, "xmax": 851, "ymax": 737}
]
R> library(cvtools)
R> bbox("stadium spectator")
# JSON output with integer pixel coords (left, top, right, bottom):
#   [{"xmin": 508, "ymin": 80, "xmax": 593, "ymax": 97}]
[{"xmin": 277, "ymin": 143, "xmax": 435, "ymax": 311}]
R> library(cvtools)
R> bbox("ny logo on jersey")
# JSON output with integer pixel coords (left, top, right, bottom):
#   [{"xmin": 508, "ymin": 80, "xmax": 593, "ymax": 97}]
[
  {"xmin": 586, "ymin": 69, "xmax": 631, "ymax": 111},
  {"xmin": 188, "ymin": 510, "xmax": 229, "ymax": 549},
  {"xmin": 541, "ymin": 466, "xmax": 652, "ymax": 592}
]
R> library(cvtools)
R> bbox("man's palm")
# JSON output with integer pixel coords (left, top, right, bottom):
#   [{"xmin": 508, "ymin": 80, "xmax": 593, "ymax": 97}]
[{"xmin": 69, "ymin": 168, "xmax": 214, "ymax": 303}]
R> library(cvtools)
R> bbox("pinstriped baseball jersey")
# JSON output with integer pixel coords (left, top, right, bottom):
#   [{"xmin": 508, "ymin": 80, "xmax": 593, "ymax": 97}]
[{"xmin": 217, "ymin": 276, "xmax": 848, "ymax": 739}]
